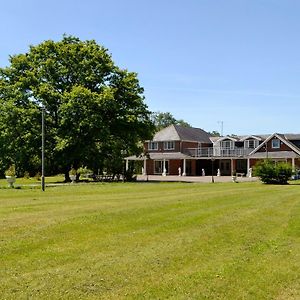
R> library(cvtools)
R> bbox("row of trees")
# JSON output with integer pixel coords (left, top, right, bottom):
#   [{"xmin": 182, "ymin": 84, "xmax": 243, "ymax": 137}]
[{"xmin": 0, "ymin": 36, "xmax": 193, "ymax": 181}]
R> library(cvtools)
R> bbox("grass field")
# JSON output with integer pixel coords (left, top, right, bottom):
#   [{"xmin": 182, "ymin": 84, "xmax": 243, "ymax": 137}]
[{"xmin": 0, "ymin": 181, "xmax": 299, "ymax": 299}]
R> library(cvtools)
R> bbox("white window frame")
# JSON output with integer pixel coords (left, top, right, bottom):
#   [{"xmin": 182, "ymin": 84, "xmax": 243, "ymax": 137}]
[
  {"xmin": 220, "ymin": 140, "xmax": 234, "ymax": 150},
  {"xmin": 271, "ymin": 139, "xmax": 280, "ymax": 149},
  {"xmin": 163, "ymin": 141, "xmax": 175, "ymax": 150},
  {"xmin": 148, "ymin": 141, "xmax": 158, "ymax": 150},
  {"xmin": 244, "ymin": 139, "xmax": 259, "ymax": 149}
]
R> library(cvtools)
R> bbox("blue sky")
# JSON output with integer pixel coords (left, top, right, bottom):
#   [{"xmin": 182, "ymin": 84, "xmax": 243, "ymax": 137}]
[{"xmin": 1, "ymin": 0, "xmax": 300, "ymax": 135}]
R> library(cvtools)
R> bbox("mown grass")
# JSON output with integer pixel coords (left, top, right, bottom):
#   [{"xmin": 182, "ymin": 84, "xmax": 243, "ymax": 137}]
[
  {"xmin": 0, "ymin": 175, "xmax": 66, "ymax": 188},
  {"xmin": 0, "ymin": 182, "xmax": 299, "ymax": 299}
]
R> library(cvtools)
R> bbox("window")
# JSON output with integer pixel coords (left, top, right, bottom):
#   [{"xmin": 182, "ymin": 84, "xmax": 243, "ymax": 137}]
[
  {"xmin": 148, "ymin": 141, "xmax": 158, "ymax": 150},
  {"xmin": 244, "ymin": 139, "xmax": 259, "ymax": 149},
  {"xmin": 164, "ymin": 141, "xmax": 175, "ymax": 150},
  {"xmin": 221, "ymin": 140, "xmax": 234, "ymax": 149},
  {"xmin": 272, "ymin": 139, "xmax": 280, "ymax": 149}
]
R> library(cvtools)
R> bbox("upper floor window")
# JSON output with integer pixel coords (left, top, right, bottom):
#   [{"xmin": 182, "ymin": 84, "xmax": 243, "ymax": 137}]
[
  {"xmin": 272, "ymin": 139, "xmax": 280, "ymax": 149},
  {"xmin": 148, "ymin": 141, "xmax": 158, "ymax": 150},
  {"xmin": 164, "ymin": 141, "xmax": 175, "ymax": 150},
  {"xmin": 244, "ymin": 139, "xmax": 259, "ymax": 149},
  {"xmin": 220, "ymin": 140, "xmax": 234, "ymax": 149}
]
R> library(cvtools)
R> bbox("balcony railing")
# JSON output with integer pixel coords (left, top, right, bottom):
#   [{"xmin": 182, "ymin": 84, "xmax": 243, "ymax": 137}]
[{"xmin": 184, "ymin": 147, "xmax": 253, "ymax": 158}]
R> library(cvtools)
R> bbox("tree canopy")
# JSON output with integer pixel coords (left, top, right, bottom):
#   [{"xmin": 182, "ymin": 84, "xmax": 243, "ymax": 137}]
[
  {"xmin": 151, "ymin": 112, "xmax": 191, "ymax": 131},
  {"xmin": 0, "ymin": 35, "xmax": 154, "ymax": 178},
  {"xmin": 208, "ymin": 131, "xmax": 221, "ymax": 137}
]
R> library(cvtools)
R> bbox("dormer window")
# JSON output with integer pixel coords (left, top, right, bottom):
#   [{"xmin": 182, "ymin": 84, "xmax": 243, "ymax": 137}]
[
  {"xmin": 244, "ymin": 139, "xmax": 259, "ymax": 149},
  {"xmin": 148, "ymin": 141, "xmax": 158, "ymax": 150},
  {"xmin": 272, "ymin": 139, "xmax": 280, "ymax": 149},
  {"xmin": 164, "ymin": 141, "xmax": 175, "ymax": 150},
  {"xmin": 221, "ymin": 140, "xmax": 234, "ymax": 149}
]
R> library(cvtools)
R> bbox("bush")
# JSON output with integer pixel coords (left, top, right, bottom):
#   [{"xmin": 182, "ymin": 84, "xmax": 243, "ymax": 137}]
[
  {"xmin": 23, "ymin": 171, "xmax": 30, "ymax": 179},
  {"xmin": 34, "ymin": 172, "xmax": 41, "ymax": 181},
  {"xmin": 254, "ymin": 160, "xmax": 293, "ymax": 184}
]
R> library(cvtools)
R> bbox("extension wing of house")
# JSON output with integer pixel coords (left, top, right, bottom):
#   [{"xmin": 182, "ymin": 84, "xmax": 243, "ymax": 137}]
[{"xmin": 126, "ymin": 125, "xmax": 300, "ymax": 176}]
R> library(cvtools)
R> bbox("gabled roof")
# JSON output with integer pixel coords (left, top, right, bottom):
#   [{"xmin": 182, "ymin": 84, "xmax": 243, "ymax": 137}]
[
  {"xmin": 249, "ymin": 133, "xmax": 300, "ymax": 156},
  {"xmin": 240, "ymin": 135, "xmax": 262, "ymax": 141},
  {"xmin": 151, "ymin": 125, "xmax": 211, "ymax": 143},
  {"xmin": 214, "ymin": 135, "xmax": 239, "ymax": 143}
]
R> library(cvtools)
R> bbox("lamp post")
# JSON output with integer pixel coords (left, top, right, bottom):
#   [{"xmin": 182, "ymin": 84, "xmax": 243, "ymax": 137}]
[
  {"xmin": 41, "ymin": 106, "xmax": 45, "ymax": 191},
  {"xmin": 121, "ymin": 150, "xmax": 127, "ymax": 183},
  {"xmin": 211, "ymin": 157, "xmax": 215, "ymax": 183}
]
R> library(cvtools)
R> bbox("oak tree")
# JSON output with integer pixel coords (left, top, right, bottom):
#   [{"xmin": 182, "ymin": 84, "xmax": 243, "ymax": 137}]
[{"xmin": 0, "ymin": 36, "xmax": 154, "ymax": 179}]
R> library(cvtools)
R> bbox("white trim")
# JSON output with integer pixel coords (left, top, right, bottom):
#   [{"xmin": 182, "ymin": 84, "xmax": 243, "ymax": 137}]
[
  {"xmin": 249, "ymin": 133, "xmax": 300, "ymax": 156},
  {"xmin": 271, "ymin": 139, "xmax": 280, "ymax": 149},
  {"xmin": 148, "ymin": 141, "xmax": 158, "ymax": 150},
  {"xmin": 240, "ymin": 135, "xmax": 262, "ymax": 141},
  {"xmin": 220, "ymin": 140, "xmax": 235, "ymax": 150},
  {"xmin": 244, "ymin": 139, "xmax": 259, "ymax": 149},
  {"xmin": 215, "ymin": 136, "xmax": 238, "ymax": 143},
  {"xmin": 163, "ymin": 141, "xmax": 175, "ymax": 150}
]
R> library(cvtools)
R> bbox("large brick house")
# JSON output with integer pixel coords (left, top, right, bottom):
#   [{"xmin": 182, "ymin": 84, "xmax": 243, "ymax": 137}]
[{"xmin": 126, "ymin": 125, "xmax": 300, "ymax": 176}]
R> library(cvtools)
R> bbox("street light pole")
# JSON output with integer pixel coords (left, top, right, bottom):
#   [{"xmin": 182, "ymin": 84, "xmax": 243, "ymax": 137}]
[
  {"xmin": 121, "ymin": 150, "xmax": 127, "ymax": 183},
  {"xmin": 41, "ymin": 107, "xmax": 45, "ymax": 191}
]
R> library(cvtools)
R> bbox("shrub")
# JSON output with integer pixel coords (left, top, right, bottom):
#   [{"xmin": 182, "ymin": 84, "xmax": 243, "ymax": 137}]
[
  {"xmin": 254, "ymin": 160, "xmax": 293, "ymax": 184},
  {"xmin": 23, "ymin": 171, "xmax": 30, "ymax": 179},
  {"xmin": 77, "ymin": 166, "xmax": 93, "ymax": 179},
  {"xmin": 69, "ymin": 168, "xmax": 77, "ymax": 176},
  {"xmin": 34, "ymin": 172, "xmax": 41, "ymax": 181}
]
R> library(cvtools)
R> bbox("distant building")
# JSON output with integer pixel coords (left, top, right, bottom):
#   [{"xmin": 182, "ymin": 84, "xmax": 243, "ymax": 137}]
[{"xmin": 126, "ymin": 125, "xmax": 300, "ymax": 176}]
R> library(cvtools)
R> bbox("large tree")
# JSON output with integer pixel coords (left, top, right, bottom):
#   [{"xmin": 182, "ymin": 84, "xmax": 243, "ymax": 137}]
[
  {"xmin": 152, "ymin": 111, "xmax": 191, "ymax": 131},
  {"xmin": 0, "ymin": 35, "xmax": 154, "ymax": 179}
]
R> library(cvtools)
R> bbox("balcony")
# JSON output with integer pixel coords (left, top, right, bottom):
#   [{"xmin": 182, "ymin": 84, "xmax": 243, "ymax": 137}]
[{"xmin": 184, "ymin": 147, "xmax": 253, "ymax": 158}]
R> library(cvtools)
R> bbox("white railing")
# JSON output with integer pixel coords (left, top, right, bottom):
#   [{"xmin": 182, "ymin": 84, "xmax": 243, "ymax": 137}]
[{"xmin": 184, "ymin": 147, "xmax": 253, "ymax": 158}]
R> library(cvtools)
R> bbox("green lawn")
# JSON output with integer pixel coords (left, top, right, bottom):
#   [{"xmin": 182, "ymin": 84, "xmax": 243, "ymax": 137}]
[
  {"xmin": 0, "ymin": 182, "xmax": 299, "ymax": 299},
  {"xmin": 0, "ymin": 175, "xmax": 66, "ymax": 187}
]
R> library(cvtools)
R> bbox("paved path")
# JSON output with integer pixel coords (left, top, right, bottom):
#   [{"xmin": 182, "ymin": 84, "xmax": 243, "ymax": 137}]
[{"xmin": 137, "ymin": 175, "xmax": 258, "ymax": 183}]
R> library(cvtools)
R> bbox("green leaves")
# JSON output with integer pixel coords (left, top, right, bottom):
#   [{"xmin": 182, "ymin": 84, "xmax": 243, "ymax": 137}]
[
  {"xmin": 0, "ymin": 35, "xmax": 154, "ymax": 177},
  {"xmin": 254, "ymin": 160, "xmax": 293, "ymax": 184}
]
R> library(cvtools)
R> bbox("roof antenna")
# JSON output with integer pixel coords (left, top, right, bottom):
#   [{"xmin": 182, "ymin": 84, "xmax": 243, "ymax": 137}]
[{"xmin": 217, "ymin": 121, "xmax": 224, "ymax": 136}]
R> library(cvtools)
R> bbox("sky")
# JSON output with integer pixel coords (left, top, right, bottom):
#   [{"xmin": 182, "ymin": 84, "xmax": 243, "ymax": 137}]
[{"xmin": 1, "ymin": 0, "xmax": 300, "ymax": 135}]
